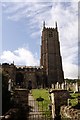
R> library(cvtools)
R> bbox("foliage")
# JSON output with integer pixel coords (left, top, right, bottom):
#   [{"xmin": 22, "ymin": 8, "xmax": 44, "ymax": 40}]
[
  {"xmin": 65, "ymin": 79, "xmax": 78, "ymax": 83},
  {"xmin": 2, "ymin": 71, "xmax": 11, "ymax": 115},
  {"xmin": 70, "ymin": 93, "xmax": 80, "ymax": 106}
]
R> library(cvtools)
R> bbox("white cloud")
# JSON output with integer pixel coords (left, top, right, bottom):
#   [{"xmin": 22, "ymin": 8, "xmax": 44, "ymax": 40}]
[
  {"xmin": 46, "ymin": 2, "xmax": 78, "ymax": 79},
  {"xmin": 63, "ymin": 62, "xmax": 78, "ymax": 79},
  {"xmin": 1, "ymin": 0, "xmax": 79, "ymax": 2},
  {"xmin": 2, "ymin": 2, "xmax": 78, "ymax": 79},
  {"xmin": 0, "ymin": 48, "xmax": 39, "ymax": 66}
]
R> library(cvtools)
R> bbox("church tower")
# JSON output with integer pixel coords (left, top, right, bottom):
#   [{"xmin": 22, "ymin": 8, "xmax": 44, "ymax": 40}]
[{"xmin": 40, "ymin": 21, "xmax": 64, "ymax": 87}]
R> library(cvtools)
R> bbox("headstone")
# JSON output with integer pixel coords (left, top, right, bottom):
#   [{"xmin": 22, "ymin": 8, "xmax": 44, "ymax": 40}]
[
  {"xmin": 75, "ymin": 82, "xmax": 78, "ymax": 92},
  {"xmin": 62, "ymin": 83, "xmax": 64, "ymax": 90},
  {"xmin": 59, "ymin": 84, "xmax": 60, "ymax": 89},
  {"xmin": 8, "ymin": 79, "xmax": 12, "ymax": 92},
  {"xmin": 64, "ymin": 81, "xmax": 67, "ymax": 90},
  {"xmin": 56, "ymin": 82, "xmax": 59, "ymax": 89},
  {"xmin": 52, "ymin": 84, "xmax": 55, "ymax": 89},
  {"xmin": 52, "ymin": 84, "xmax": 56, "ymax": 89}
]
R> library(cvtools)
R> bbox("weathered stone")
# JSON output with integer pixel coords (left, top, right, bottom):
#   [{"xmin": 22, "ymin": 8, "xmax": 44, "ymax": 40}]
[
  {"xmin": 49, "ymin": 90, "xmax": 70, "ymax": 119},
  {"xmin": 60, "ymin": 105, "xmax": 80, "ymax": 119}
]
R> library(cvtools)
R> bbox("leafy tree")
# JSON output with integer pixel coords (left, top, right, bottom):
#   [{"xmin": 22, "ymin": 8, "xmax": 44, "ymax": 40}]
[{"xmin": 2, "ymin": 71, "xmax": 11, "ymax": 114}]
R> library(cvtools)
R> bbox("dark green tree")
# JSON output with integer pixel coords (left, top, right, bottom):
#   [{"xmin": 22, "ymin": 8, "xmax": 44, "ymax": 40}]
[{"xmin": 2, "ymin": 71, "xmax": 11, "ymax": 114}]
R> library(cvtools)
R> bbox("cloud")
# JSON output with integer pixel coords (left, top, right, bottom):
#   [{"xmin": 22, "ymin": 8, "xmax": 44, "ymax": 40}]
[
  {"xmin": 3, "ymin": 2, "xmax": 52, "ymax": 23},
  {"xmin": 47, "ymin": 2, "xmax": 78, "ymax": 79},
  {"xmin": 0, "ymin": 48, "xmax": 39, "ymax": 66},
  {"xmin": 1, "ymin": 0, "xmax": 79, "ymax": 2},
  {"xmin": 2, "ymin": 2, "xmax": 78, "ymax": 79},
  {"xmin": 63, "ymin": 62, "xmax": 78, "ymax": 79}
]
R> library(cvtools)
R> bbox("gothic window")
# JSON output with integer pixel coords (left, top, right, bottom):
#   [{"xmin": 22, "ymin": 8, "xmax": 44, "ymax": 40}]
[{"xmin": 49, "ymin": 31, "xmax": 53, "ymax": 37}]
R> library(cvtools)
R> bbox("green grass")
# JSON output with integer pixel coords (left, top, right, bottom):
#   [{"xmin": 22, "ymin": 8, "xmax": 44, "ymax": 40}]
[
  {"xmin": 32, "ymin": 89, "xmax": 80, "ymax": 116},
  {"xmin": 32, "ymin": 89, "xmax": 51, "ymax": 116},
  {"xmin": 32, "ymin": 89, "xmax": 50, "ymax": 101},
  {"xmin": 70, "ymin": 93, "xmax": 80, "ymax": 106}
]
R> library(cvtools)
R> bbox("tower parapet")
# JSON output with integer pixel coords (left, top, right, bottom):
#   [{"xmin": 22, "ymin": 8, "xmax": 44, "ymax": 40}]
[{"xmin": 43, "ymin": 21, "xmax": 58, "ymax": 31}]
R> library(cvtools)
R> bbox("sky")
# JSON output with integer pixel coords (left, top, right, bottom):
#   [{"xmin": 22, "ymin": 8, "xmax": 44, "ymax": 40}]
[{"xmin": 0, "ymin": 0, "xmax": 79, "ymax": 79}]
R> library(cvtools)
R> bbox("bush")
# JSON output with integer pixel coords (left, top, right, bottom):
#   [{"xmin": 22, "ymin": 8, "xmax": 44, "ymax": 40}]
[{"xmin": 2, "ymin": 72, "xmax": 11, "ymax": 114}]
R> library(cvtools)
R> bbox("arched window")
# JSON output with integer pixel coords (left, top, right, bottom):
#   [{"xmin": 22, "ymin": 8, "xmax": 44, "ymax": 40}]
[
  {"xmin": 16, "ymin": 72, "xmax": 24, "ymax": 86},
  {"xmin": 49, "ymin": 31, "xmax": 53, "ymax": 37}
]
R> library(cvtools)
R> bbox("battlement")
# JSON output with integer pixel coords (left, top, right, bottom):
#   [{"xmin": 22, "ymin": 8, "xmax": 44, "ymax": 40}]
[
  {"xmin": 43, "ymin": 21, "xmax": 57, "ymax": 31},
  {"xmin": 16, "ymin": 65, "xmax": 41, "ymax": 69},
  {"xmin": 44, "ymin": 27, "xmax": 55, "ymax": 30},
  {"xmin": 16, "ymin": 65, "xmax": 43, "ymax": 72}
]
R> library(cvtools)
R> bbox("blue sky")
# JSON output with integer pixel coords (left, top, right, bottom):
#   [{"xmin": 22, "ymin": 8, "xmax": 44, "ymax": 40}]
[
  {"xmin": 0, "ymin": 1, "xmax": 78, "ymax": 79},
  {"xmin": 2, "ymin": 4, "xmax": 41, "ymax": 56}
]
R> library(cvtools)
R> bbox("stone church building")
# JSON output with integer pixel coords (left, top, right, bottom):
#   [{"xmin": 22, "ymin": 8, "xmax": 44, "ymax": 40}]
[{"xmin": 1, "ymin": 22, "xmax": 64, "ymax": 88}]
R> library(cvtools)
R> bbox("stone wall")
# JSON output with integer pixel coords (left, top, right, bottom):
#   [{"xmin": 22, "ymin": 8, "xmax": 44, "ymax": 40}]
[
  {"xmin": 49, "ymin": 89, "xmax": 70, "ymax": 119},
  {"xmin": 13, "ymin": 88, "xmax": 28, "ymax": 109},
  {"xmin": 2, "ymin": 63, "xmax": 44, "ymax": 89},
  {"xmin": 60, "ymin": 105, "xmax": 80, "ymax": 119},
  {"xmin": 1, "ymin": 89, "xmax": 29, "ymax": 120}
]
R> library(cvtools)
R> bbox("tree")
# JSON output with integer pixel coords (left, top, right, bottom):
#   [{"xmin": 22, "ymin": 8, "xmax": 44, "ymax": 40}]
[{"xmin": 2, "ymin": 71, "xmax": 11, "ymax": 114}]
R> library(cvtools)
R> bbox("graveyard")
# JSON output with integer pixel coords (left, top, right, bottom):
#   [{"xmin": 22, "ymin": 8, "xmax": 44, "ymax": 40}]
[{"xmin": 0, "ymin": 20, "xmax": 79, "ymax": 119}]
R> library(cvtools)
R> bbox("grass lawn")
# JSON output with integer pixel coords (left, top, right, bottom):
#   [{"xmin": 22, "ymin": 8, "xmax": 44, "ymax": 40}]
[
  {"xmin": 32, "ymin": 89, "xmax": 51, "ymax": 116},
  {"xmin": 32, "ymin": 89, "xmax": 50, "ymax": 102},
  {"xmin": 32, "ymin": 89, "xmax": 80, "ymax": 115}
]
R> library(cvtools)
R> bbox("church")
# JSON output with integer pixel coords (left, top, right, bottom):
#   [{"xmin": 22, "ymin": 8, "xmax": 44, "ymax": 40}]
[{"xmin": 1, "ymin": 22, "xmax": 64, "ymax": 88}]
